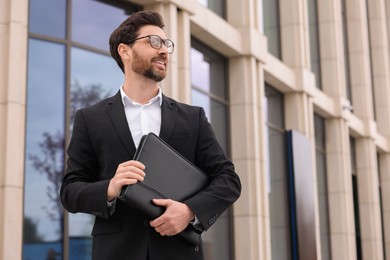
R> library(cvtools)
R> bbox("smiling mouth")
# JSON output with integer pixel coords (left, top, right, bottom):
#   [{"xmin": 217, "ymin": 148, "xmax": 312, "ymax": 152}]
[
  {"xmin": 154, "ymin": 59, "xmax": 166, "ymax": 64},
  {"xmin": 153, "ymin": 60, "xmax": 166, "ymax": 69}
]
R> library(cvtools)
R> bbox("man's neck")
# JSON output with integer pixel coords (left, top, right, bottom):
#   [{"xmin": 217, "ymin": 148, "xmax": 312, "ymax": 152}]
[{"xmin": 122, "ymin": 75, "xmax": 160, "ymax": 105}]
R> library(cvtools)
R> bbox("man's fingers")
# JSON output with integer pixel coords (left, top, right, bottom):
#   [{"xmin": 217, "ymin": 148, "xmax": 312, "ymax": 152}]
[
  {"xmin": 123, "ymin": 171, "xmax": 145, "ymax": 181},
  {"xmin": 152, "ymin": 199, "xmax": 171, "ymax": 207},
  {"xmin": 119, "ymin": 178, "xmax": 138, "ymax": 186},
  {"xmin": 124, "ymin": 165, "xmax": 146, "ymax": 177},
  {"xmin": 117, "ymin": 162, "xmax": 146, "ymax": 179},
  {"xmin": 120, "ymin": 160, "xmax": 145, "ymax": 169},
  {"xmin": 149, "ymin": 200, "xmax": 174, "ymax": 229},
  {"xmin": 107, "ymin": 160, "xmax": 146, "ymax": 201}
]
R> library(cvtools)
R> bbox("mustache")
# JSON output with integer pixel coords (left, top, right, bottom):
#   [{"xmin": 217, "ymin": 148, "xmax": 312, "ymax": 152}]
[{"xmin": 151, "ymin": 55, "xmax": 168, "ymax": 64}]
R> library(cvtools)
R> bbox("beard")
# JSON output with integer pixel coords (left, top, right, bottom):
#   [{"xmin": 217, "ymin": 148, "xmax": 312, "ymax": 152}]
[{"xmin": 131, "ymin": 50, "xmax": 167, "ymax": 82}]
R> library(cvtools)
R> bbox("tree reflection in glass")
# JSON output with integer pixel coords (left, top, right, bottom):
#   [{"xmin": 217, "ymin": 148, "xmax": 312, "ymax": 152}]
[
  {"xmin": 23, "ymin": 40, "xmax": 122, "ymax": 260},
  {"xmin": 190, "ymin": 44, "xmax": 231, "ymax": 260},
  {"xmin": 23, "ymin": 39, "xmax": 66, "ymax": 260},
  {"xmin": 67, "ymin": 47, "xmax": 122, "ymax": 259},
  {"xmin": 25, "ymin": 81, "xmax": 111, "ymax": 260}
]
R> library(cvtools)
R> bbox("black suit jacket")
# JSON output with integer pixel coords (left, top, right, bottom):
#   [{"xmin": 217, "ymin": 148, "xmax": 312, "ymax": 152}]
[{"xmin": 60, "ymin": 91, "xmax": 241, "ymax": 260}]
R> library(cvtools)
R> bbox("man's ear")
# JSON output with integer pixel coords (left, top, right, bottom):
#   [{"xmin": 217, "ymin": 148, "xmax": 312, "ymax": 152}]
[{"xmin": 118, "ymin": 43, "xmax": 131, "ymax": 60}]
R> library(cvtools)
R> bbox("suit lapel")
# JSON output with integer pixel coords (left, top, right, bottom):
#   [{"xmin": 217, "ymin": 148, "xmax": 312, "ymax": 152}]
[
  {"xmin": 106, "ymin": 91, "xmax": 136, "ymax": 156},
  {"xmin": 159, "ymin": 95, "xmax": 177, "ymax": 143}
]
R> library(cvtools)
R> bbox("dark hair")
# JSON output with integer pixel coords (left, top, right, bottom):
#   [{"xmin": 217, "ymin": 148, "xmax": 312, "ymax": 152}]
[{"xmin": 109, "ymin": 11, "xmax": 165, "ymax": 72}]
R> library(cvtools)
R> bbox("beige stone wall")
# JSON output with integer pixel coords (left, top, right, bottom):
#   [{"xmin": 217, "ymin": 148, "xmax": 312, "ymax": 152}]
[
  {"xmin": 1, "ymin": 0, "xmax": 390, "ymax": 259},
  {"xmin": 0, "ymin": 0, "xmax": 29, "ymax": 259}
]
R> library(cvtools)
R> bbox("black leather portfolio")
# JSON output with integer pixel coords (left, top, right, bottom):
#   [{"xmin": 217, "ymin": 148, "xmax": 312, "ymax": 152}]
[{"xmin": 119, "ymin": 133, "xmax": 209, "ymax": 245}]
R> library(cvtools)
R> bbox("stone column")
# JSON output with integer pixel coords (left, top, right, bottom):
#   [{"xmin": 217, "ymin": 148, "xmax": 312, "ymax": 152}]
[
  {"xmin": 230, "ymin": 56, "xmax": 268, "ymax": 260},
  {"xmin": 176, "ymin": 10, "xmax": 192, "ymax": 103},
  {"xmin": 318, "ymin": 0, "xmax": 362, "ymax": 259},
  {"xmin": 366, "ymin": 0, "xmax": 390, "ymax": 136},
  {"xmin": 355, "ymin": 138, "xmax": 384, "ymax": 260},
  {"xmin": 326, "ymin": 118, "xmax": 357, "ymax": 260},
  {"xmin": 227, "ymin": 0, "xmax": 269, "ymax": 259},
  {"xmin": 279, "ymin": 0, "xmax": 310, "ymax": 69},
  {"xmin": 0, "ymin": 0, "xmax": 28, "ymax": 259},
  {"xmin": 280, "ymin": 0, "xmax": 320, "ymax": 257},
  {"xmin": 345, "ymin": 0, "xmax": 374, "ymax": 119},
  {"xmin": 346, "ymin": 0, "xmax": 384, "ymax": 259},
  {"xmin": 367, "ymin": 0, "xmax": 390, "ymax": 257}
]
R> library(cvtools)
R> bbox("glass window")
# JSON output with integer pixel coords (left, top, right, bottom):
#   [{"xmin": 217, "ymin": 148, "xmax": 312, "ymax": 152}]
[
  {"xmin": 350, "ymin": 138, "xmax": 363, "ymax": 260},
  {"xmin": 263, "ymin": 0, "xmax": 281, "ymax": 58},
  {"xmin": 191, "ymin": 40, "xmax": 231, "ymax": 260},
  {"xmin": 314, "ymin": 114, "xmax": 332, "ymax": 260},
  {"xmin": 342, "ymin": 0, "xmax": 352, "ymax": 103},
  {"xmin": 257, "ymin": 0, "xmax": 264, "ymax": 33},
  {"xmin": 191, "ymin": 45, "xmax": 226, "ymax": 99},
  {"xmin": 192, "ymin": 89, "xmax": 228, "ymax": 151},
  {"xmin": 29, "ymin": 0, "xmax": 67, "ymax": 38},
  {"xmin": 365, "ymin": 0, "xmax": 377, "ymax": 120},
  {"xmin": 378, "ymin": 153, "xmax": 387, "ymax": 260},
  {"xmin": 197, "ymin": 0, "xmax": 226, "ymax": 18},
  {"xmin": 23, "ymin": 39, "xmax": 66, "ymax": 260},
  {"xmin": 71, "ymin": 0, "xmax": 135, "ymax": 51},
  {"xmin": 308, "ymin": 0, "xmax": 322, "ymax": 89},
  {"xmin": 67, "ymin": 47, "xmax": 123, "ymax": 259},
  {"xmin": 70, "ymin": 47, "xmax": 123, "ymax": 98},
  {"xmin": 265, "ymin": 86, "xmax": 284, "ymax": 127},
  {"xmin": 265, "ymin": 85, "xmax": 291, "ymax": 260},
  {"xmin": 191, "ymin": 40, "xmax": 228, "ymax": 151},
  {"xmin": 26, "ymin": 1, "xmax": 138, "ymax": 259}
]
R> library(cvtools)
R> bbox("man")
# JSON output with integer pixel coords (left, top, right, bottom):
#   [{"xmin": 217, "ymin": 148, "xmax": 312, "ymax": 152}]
[{"xmin": 60, "ymin": 10, "xmax": 241, "ymax": 260}]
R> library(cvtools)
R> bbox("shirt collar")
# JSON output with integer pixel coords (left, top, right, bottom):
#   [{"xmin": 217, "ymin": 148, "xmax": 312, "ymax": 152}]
[{"xmin": 120, "ymin": 85, "xmax": 163, "ymax": 106}]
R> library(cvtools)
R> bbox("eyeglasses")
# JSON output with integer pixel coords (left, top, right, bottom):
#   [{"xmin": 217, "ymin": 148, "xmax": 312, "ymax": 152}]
[{"xmin": 128, "ymin": 35, "xmax": 175, "ymax": 54}]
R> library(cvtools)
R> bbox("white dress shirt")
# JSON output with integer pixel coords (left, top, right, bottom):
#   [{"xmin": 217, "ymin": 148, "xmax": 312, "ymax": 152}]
[
  {"xmin": 113, "ymin": 87, "xmax": 201, "ymax": 228},
  {"xmin": 120, "ymin": 86, "xmax": 162, "ymax": 148},
  {"xmin": 107, "ymin": 87, "xmax": 162, "ymax": 210}
]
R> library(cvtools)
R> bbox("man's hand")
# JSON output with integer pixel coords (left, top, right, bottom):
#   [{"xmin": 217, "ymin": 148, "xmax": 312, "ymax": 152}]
[
  {"xmin": 149, "ymin": 199, "xmax": 195, "ymax": 236},
  {"xmin": 107, "ymin": 160, "xmax": 145, "ymax": 201}
]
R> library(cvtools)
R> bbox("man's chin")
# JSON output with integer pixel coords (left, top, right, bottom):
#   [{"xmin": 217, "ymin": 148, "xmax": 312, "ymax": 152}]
[{"xmin": 145, "ymin": 70, "xmax": 166, "ymax": 82}]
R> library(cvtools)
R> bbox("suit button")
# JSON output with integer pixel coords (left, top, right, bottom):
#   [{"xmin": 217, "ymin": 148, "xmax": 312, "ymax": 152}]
[{"xmin": 144, "ymin": 220, "xmax": 149, "ymax": 226}]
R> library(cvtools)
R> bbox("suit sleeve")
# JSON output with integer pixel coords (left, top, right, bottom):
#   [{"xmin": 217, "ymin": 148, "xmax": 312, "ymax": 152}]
[
  {"xmin": 184, "ymin": 108, "xmax": 241, "ymax": 231},
  {"xmin": 60, "ymin": 110, "xmax": 112, "ymax": 219}
]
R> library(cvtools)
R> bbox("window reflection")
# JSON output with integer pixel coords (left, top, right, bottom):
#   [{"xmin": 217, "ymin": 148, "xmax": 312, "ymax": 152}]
[
  {"xmin": 191, "ymin": 41, "xmax": 226, "ymax": 99},
  {"xmin": 308, "ymin": 0, "xmax": 322, "ymax": 88},
  {"xmin": 191, "ymin": 48, "xmax": 211, "ymax": 93},
  {"xmin": 190, "ymin": 42, "xmax": 231, "ymax": 260},
  {"xmin": 71, "ymin": 47, "xmax": 123, "ymax": 99},
  {"xmin": 23, "ymin": 39, "xmax": 66, "ymax": 260},
  {"xmin": 71, "ymin": 0, "xmax": 134, "ymax": 51},
  {"xmin": 342, "ymin": 0, "xmax": 352, "ymax": 103},
  {"xmin": 350, "ymin": 138, "xmax": 363, "ymax": 259},
  {"xmin": 263, "ymin": 0, "xmax": 281, "ymax": 58},
  {"xmin": 196, "ymin": 0, "xmax": 226, "ymax": 18},
  {"xmin": 258, "ymin": 0, "xmax": 264, "ymax": 33},
  {"xmin": 265, "ymin": 85, "xmax": 291, "ymax": 260},
  {"xmin": 67, "ymin": 47, "xmax": 123, "ymax": 259},
  {"xmin": 29, "ymin": 0, "xmax": 66, "ymax": 38},
  {"xmin": 315, "ymin": 119, "xmax": 332, "ymax": 260},
  {"xmin": 27, "ymin": 1, "xmax": 139, "ymax": 259},
  {"xmin": 192, "ymin": 90, "xmax": 227, "ymax": 151}
]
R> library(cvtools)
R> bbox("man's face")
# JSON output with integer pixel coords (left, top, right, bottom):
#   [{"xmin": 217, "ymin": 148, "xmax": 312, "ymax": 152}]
[{"xmin": 130, "ymin": 25, "xmax": 169, "ymax": 82}]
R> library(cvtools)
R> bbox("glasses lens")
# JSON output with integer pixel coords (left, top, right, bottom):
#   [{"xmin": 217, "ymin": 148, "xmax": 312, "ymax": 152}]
[
  {"xmin": 164, "ymin": 40, "xmax": 174, "ymax": 54},
  {"xmin": 149, "ymin": 36, "xmax": 162, "ymax": 49},
  {"xmin": 148, "ymin": 35, "xmax": 174, "ymax": 54}
]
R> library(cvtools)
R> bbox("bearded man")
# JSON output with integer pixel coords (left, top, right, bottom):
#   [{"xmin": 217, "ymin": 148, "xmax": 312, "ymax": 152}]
[{"xmin": 60, "ymin": 11, "xmax": 241, "ymax": 260}]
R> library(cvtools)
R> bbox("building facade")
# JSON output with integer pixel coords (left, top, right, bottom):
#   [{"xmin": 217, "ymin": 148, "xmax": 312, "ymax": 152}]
[{"xmin": 1, "ymin": 0, "xmax": 390, "ymax": 259}]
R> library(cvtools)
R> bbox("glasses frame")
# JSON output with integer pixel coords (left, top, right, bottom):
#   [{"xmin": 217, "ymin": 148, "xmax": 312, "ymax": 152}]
[{"xmin": 127, "ymin": 35, "xmax": 175, "ymax": 54}]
